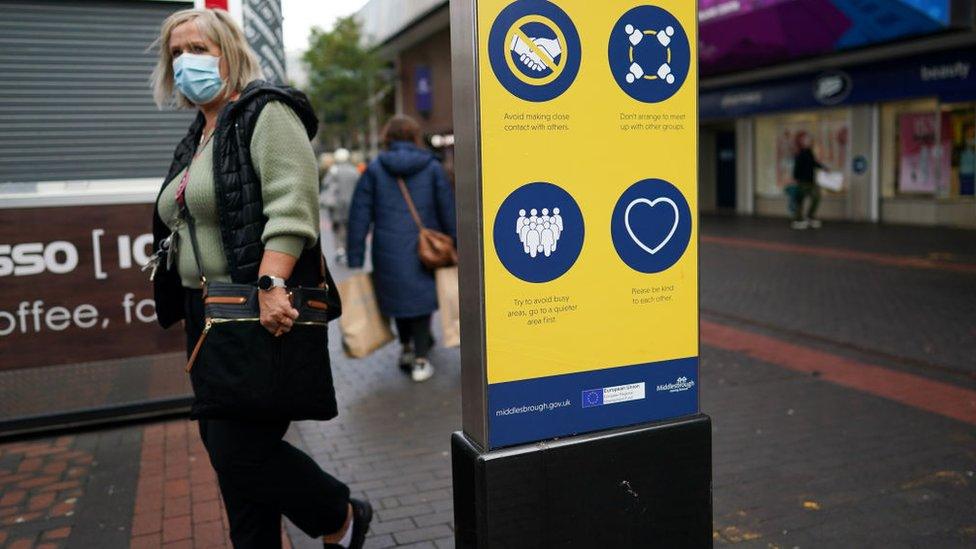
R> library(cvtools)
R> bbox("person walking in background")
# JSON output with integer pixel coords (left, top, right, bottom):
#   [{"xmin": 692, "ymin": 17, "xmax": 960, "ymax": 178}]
[
  {"xmin": 321, "ymin": 148, "xmax": 359, "ymax": 265},
  {"xmin": 149, "ymin": 8, "xmax": 370, "ymax": 548},
  {"xmin": 346, "ymin": 115, "xmax": 456, "ymax": 382},
  {"xmin": 791, "ymin": 132, "xmax": 826, "ymax": 230},
  {"xmin": 352, "ymin": 150, "xmax": 368, "ymax": 175},
  {"xmin": 318, "ymin": 151, "xmax": 335, "ymax": 184},
  {"xmin": 959, "ymin": 123, "xmax": 975, "ymax": 196}
]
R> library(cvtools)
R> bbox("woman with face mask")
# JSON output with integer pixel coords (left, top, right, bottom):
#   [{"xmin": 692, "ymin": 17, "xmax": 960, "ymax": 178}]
[{"xmin": 148, "ymin": 9, "xmax": 371, "ymax": 549}]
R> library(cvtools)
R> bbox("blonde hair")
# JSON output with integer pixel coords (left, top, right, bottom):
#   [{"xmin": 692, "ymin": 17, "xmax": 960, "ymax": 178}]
[{"xmin": 150, "ymin": 8, "xmax": 264, "ymax": 109}]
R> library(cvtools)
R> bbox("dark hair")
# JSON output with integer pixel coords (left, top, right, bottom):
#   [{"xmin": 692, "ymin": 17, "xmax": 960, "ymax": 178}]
[
  {"xmin": 381, "ymin": 115, "xmax": 422, "ymax": 148},
  {"xmin": 794, "ymin": 131, "xmax": 810, "ymax": 151}
]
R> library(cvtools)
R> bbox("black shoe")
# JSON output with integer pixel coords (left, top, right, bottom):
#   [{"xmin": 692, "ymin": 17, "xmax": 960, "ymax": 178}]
[
  {"xmin": 348, "ymin": 498, "xmax": 373, "ymax": 549},
  {"xmin": 323, "ymin": 498, "xmax": 372, "ymax": 549},
  {"xmin": 398, "ymin": 348, "xmax": 415, "ymax": 374}
]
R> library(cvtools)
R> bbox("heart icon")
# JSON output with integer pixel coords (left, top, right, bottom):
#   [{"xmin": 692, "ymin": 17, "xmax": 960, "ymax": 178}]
[{"xmin": 624, "ymin": 197, "xmax": 679, "ymax": 255}]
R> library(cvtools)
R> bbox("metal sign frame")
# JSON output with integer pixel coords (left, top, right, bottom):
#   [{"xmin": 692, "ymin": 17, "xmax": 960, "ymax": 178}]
[{"xmin": 451, "ymin": 0, "xmax": 490, "ymax": 448}]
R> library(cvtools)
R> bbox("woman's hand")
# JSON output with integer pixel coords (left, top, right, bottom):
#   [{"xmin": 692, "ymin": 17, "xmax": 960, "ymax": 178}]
[
  {"xmin": 256, "ymin": 250, "xmax": 301, "ymax": 336},
  {"xmin": 259, "ymin": 287, "xmax": 299, "ymax": 337}
]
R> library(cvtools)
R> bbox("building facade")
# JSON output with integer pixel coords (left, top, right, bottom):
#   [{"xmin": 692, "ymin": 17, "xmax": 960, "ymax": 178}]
[
  {"xmin": 357, "ymin": 0, "xmax": 453, "ymax": 166},
  {"xmin": 699, "ymin": 0, "xmax": 976, "ymax": 228},
  {"xmin": 0, "ymin": 0, "xmax": 288, "ymax": 432},
  {"xmin": 357, "ymin": 0, "xmax": 976, "ymax": 228}
]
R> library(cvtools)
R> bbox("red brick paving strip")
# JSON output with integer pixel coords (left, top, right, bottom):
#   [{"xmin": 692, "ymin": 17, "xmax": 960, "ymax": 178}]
[
  {"xmin": 702, "ymin": 319, "xmax": 976, "ymax": 425},
  {"xmin": 8, "ymin": 538, "xmax": 35, "ymax": 549},
  {"xmin": 43, "ymin": 526, "xmax": 71, "ymax": 540},
  {"xmin": 0, "ymin": 435, "xmax": 86, "ymax": 548},
  {"xmin": 131, "ymin": 420, "xmax": 293, "ymax": 548},
  {"xmin": 702, "ymin": 235, "xmax": 976, "ymax": 274}
]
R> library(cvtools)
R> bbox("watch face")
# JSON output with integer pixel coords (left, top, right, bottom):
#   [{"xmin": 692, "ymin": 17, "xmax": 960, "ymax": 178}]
[{"xmin": 258, "ymin": 276, "xmax": 272, "ymax": 290}]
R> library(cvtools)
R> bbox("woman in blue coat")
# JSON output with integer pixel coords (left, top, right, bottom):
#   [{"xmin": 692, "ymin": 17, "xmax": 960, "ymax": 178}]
[{"xmin": 347, "ymin": 115, "xmax": 457, "ymax": 382}]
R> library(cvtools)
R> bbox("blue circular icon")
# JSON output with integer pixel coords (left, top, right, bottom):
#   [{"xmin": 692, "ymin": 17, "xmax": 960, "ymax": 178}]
[
  {"xmin": 608, "ymin": 6, "xmax": 690, "ymax": 103},
  {"xmin": 493, "ymin": 182, "xmax": 584, "ymax": 283},
  {"xmin": 611, "ymin": 179, "xmax": 692, "ymax": 274},
  {"xmin": 488, "ymin": 0, "xmax": 581, "ymax": 102},
  {"xmin": 852, "ymin": 155, "xmax": 868, "ymax": 175}
]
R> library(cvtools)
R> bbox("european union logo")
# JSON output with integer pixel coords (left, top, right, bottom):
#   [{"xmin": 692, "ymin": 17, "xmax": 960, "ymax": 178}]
[{"xmin": 581, "ymin": 388, "xmax": 604, "ymax": 408}]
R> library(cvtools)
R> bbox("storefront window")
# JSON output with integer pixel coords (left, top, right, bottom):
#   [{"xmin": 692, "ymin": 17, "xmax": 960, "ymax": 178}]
[
  {"xmin": 896, "ymin": 111, "xmax": 953, "ymax": 195},
  {"xmin": 882, "ymin": 99, "xmax": 975, "ymax": 200},
  {"xmin": 945, "ymin": 104, "xmax": 975, "ymax": 197},
  {"xmin": 754, "ymin": 109, "xmax": 850, "ymax": 197}
]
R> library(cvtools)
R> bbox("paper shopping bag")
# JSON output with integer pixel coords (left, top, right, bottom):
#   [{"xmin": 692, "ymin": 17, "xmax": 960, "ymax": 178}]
[
  {"xmin": 435, "ymin": 266, "xmax": 461, "ymax": 349},
  {"xmin": 816, "ymin": 171, "xmax": 844, "ymax": 192},
  {"xmin": 337, "ymin": 272, "xmax": 394, "ymax": 358}
]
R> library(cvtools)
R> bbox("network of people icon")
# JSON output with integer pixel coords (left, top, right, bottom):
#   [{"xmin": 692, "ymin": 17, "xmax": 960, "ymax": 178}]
[
  {"xmin": 624, "ymin": 23, "xmax": 677, "ymax": 85},
  {"xmin": 516, "ymin": 207, "xmax": 564, "ymax": 258}
]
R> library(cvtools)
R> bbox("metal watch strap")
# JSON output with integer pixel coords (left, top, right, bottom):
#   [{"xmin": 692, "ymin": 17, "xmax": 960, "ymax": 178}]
[{"xmin": 260, "ymin": 275, "xmax": 286, "ymax": 290}]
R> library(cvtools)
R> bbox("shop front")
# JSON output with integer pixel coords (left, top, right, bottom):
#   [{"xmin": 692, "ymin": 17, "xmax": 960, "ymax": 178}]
[
  {"xmin": 357, "ymin": 0, "xmax": 455, "ymax": 176},
  {"xmin": 0, "ymin": 0, "xmax": 289, "ymax": 433},
  {"xmin": 752, "ymin": 107, "xmax": 855, "ymax": 220},
  {"xmin": 702, "ymin": 46, "xmax": 976, "ymax": 228},
  {"xmin": 0, "ymin": 0, "xmax": 198, "ymax": 434},
  {"xmin": 880, "ymin": 98, "xmax": 975, "ymax": 225}
]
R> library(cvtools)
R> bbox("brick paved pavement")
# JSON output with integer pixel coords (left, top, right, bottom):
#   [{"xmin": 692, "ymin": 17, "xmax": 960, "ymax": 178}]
[
  {"xmin": 701, "ymin": 215, "xmax": 976, "ymax": 262},
  {"xmin": 0, "ymin": 426, "xmax": 143, "ymax": 548},
  {"xmin": 125, "ymin": 418, "xmax": 294, "ymax": 548},
  {"xmin": 284, "ymin": 216, "xmax": 976, "ymax": 548},
  {"xmin": 289, "ymin": 329, "xmax": 459, "ymax": 549},
  {"xmin": 0, "ymin": 216, "xmax": 973, "ymax": 548},
  {"xmin": 700, "ymin": 216, "xmax": 976, "ymax": 381},
  {"xmin": 128, "ymin": 421, "xmax": 231, "ymax": 549},
  {"xmin": 0, "ymin": 436, "xmax": 86, "ymax": 548}
]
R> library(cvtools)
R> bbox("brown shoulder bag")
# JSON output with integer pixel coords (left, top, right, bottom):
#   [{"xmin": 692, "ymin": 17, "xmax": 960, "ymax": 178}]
[{"xmin": 396, "ymin": 177, "xmax": 458, "ymax": 270}]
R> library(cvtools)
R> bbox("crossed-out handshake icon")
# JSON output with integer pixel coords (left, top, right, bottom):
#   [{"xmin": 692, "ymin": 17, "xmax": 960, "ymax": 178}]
[{"xmin": 509, "ymin": 35, "xmax": 563, "ymax": 72}]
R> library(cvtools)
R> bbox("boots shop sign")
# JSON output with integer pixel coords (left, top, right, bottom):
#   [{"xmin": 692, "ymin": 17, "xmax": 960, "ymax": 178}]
[{"xmin": 0, "ymin": 204, "xmax": 182, "ymax": 372}]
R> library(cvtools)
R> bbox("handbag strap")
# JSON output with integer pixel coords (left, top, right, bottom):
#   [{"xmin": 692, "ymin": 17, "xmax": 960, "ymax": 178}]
[
  {"xmin": 318, "ymin": 254, "xmax": 328, "ymax": 290},
  {"xmin": 179, "ymin": 198, "xmax": 207, "ymax": 288},
  {"xmin": 396, "ymin": 177, "xmax": 426, "ymax": 233}
]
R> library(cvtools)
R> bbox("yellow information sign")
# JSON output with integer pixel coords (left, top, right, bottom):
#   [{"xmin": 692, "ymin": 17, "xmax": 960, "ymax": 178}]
[{"xmin": 477, "ymin": 0, "xmax": 698, "ymax": 448}]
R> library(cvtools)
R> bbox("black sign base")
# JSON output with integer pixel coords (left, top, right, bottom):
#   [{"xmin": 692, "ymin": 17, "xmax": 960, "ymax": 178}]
[{"xmin": 452, "ymin": 414, "xmax": 712, "ymax": 548}]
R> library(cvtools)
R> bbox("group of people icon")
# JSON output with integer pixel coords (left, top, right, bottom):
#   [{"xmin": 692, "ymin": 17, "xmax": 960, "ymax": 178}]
[
  {"xmin": 516, "ymin": 207, "xmax": 564, "ymax": 258},
  {"xmin": 624, "ymin": 24, "xmax": 676, "ymax": 85}
]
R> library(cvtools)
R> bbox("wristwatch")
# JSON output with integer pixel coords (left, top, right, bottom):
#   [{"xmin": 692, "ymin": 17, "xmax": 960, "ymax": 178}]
[{"xmin": 257, "ymin": 275, "xmax": 287, "ymax": 291}]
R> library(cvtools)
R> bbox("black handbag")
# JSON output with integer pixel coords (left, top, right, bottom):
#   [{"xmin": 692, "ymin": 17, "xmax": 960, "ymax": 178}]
[{"xmin": 180, "ymin": 206, "xmax": 341, "ymax": 421}]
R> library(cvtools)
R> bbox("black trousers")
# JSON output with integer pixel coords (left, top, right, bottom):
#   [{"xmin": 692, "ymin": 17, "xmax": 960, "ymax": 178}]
[
  {"xmin": 394, "ymin": 314, "xmax": 433, "ymax": 359},
  {"xmin": 184, "ymin": 290, "xmax": 350, "ymax": 548}
]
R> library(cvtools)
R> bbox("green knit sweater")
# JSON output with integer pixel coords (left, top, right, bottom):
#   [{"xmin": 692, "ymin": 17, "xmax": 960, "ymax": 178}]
[{"xmin": 157, "ymin": 102, "xmax": 320, "ymax": 288}]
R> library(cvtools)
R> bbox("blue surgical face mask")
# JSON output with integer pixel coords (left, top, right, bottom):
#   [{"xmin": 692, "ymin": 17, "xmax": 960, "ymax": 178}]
[{"xmin": 172, "ymin": 53, "xmax": 224, "ymax": 105}]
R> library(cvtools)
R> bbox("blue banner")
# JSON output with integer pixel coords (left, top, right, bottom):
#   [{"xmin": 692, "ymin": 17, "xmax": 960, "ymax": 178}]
[
  {"xmin": 487, "ymin": 357, "xmax": 699, "ymax": 448},
  {"xmin": 415, "ymin": 66, "xmax": 433, "ymax": 115},
  {"xmin": 702, "ymin": 47, "xmax": 976, "ymax": 120}
]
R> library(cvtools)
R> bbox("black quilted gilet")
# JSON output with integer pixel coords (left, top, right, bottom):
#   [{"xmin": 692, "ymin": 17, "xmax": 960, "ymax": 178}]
[{"xmin": 152, "ymin": 80, "xmax": 320, "ymax": 328}]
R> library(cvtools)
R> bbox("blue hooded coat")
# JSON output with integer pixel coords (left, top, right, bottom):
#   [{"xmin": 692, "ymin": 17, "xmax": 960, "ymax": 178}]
[{"xmin": 346, "ymin": 141, "xmax": 457, "ymax": 318}]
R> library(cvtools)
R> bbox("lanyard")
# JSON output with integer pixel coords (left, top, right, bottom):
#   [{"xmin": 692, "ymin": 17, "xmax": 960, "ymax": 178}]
[
  {"xmin": 175, "ymin": 129, "xmax": 214, "ymax": 208},
  {"xmin": 173, "ymin": 129, "xmax": 214, "ymax": 286}
]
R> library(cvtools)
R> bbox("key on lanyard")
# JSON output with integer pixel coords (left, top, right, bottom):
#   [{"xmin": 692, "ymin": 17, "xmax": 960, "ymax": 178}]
[
  {"xmin": 165, "ymin": 228, "xmax": 180, "ymax": 271},
  {"xmin": 142, "ymin": 252, "xmax": 161, "ymax": 281}
]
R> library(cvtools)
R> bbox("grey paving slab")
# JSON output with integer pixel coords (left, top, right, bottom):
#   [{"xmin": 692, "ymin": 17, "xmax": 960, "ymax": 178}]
[
  {"xmin": 701, "ymin": 217, "xmax": 976, "ymax": 379},
  {"xmin": 701, "ymin": 215, "xmax": 976, "ymax": 261}
]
